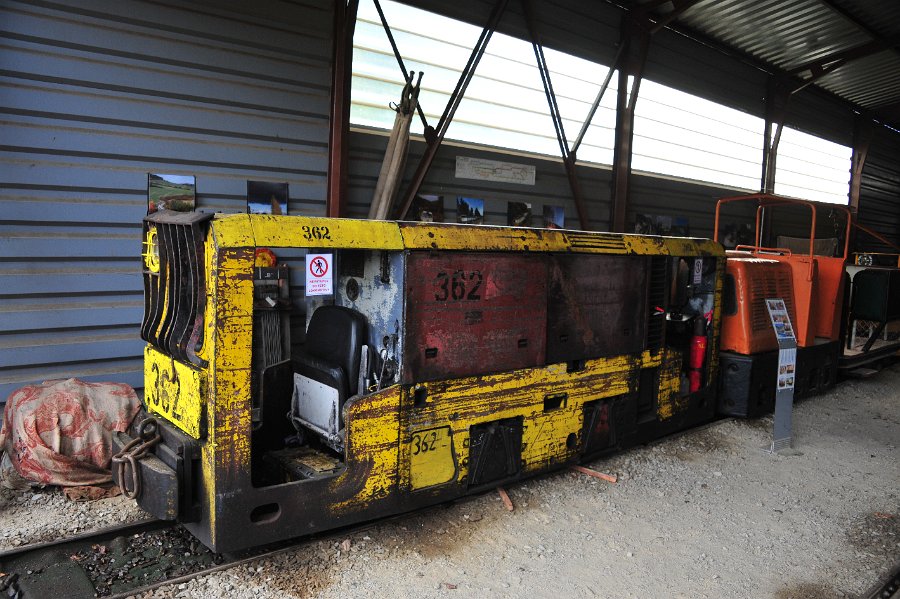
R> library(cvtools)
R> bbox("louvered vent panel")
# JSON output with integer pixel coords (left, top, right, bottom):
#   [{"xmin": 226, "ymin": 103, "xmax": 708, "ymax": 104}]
[
  {"xmin": 565, "ymin": 233, "xmax": 628, "ymax": 252},
  {"xmin": 646, "ymin": 256, "xmax": 668, "ymax": 350},
  {"xmin": 749, "ymin": 268, "xmax": 795, "ymax": 332}
]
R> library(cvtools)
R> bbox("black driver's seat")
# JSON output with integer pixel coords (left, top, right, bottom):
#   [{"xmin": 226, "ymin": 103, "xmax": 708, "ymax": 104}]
[{"xmin": 290, "ymin": 305, "xmax": 368, "ymax": 450}]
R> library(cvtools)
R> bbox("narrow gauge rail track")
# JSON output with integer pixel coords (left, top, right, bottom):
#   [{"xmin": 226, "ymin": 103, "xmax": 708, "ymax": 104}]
[
  {"xmin": 861, "ymin": 560, "xmax": 900, "ymax": 599},
  {"xmin": 0, "ymin": 518, "xmax": 174, "ymax": 598},
  {"xmin": 0, "ymin": 505, "xmax": 438, "ymax": 598},
  {"xmin": 0, "ymin": 406, "xmax": 887, "ymax": 598},
  {"xmin": 0, "ymin": 415, "xmax": 736, "ymax": 598}
]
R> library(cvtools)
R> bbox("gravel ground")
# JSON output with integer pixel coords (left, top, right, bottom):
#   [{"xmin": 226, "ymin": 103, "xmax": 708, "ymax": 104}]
[
  {"xmin": 0, "ymin": 487, "xmax": 147, "ymax": 550},
  {"xmin": 3, "ymin": 364, "xmax": 898, "ymax": 598}
]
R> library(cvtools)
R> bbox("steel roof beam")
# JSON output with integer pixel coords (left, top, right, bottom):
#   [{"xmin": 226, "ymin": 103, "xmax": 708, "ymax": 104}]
[{"xmin": 788, "ymin": 39, "xmax": 898, "ymax": 89}]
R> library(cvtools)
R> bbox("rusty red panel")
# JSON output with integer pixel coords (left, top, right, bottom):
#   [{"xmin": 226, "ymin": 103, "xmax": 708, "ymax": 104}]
[
  {"xmin": 403, "ymin": 252, "xmax": 548, "ymax": 383},
  {"xmin": 546, "ymin": 255, "xmax": 648, "ymax": 363}
]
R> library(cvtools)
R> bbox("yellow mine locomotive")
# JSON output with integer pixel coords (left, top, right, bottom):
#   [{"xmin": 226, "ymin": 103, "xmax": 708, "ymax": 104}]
[{"xmin": 114, "ymin": 211, "xmax": 724, "ymax": 552}]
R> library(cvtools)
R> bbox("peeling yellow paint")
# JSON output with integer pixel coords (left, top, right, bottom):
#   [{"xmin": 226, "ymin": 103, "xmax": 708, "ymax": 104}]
[
  {"xmin": 395, "ymin": 353, "xmax": 647, "ymax": 485},
  {"xmin": 252, "ymin": 216, "xmax": 405, "ymax": 250},
  {"xmin": 399, "ymin": 222, "xmax": 570, "ymax": 252},
  {"xmin": 332, "ymin": 388, "xmax": 401, "ymax": 511},
  {"xmin": 205, "ymin": 246, "xmax": 255, "ymax": 539},
  {"xmin": 141, "ymin": 212, "xmax": 726, "ymax": 548},
  {"xmin": 144, "ymin": 346, "xmax": 205, "ymax": 438},
  {"xmin": 656, "ymin": 348, "xmax": 685, "ymax": 420}
]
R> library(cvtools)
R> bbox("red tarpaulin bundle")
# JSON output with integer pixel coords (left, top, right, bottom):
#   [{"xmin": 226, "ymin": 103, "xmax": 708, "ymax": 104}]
[{"xmin": 0, "ymin": 379, "xmax": 141, "ymax": 487}]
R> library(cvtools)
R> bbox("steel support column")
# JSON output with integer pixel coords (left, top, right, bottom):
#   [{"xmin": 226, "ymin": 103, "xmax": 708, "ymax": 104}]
[
  {"xmin": 762, "ymin": 76, "xmax": 791, "ymax": 195},
  {"xmin": 326, "ymin": 0, "xmax": 359, "ymax": 218},
  {"xmin": 849, "ymin": 116, "xmax": 873, "ymax": 211},
  {"xmin": 610, "ymin": 15, "xmax": 649, "ymax": 233}
]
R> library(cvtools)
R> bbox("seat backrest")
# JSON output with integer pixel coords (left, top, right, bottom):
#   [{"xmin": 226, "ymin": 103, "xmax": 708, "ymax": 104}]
[{"xmin": 305, "ymin": 305, "xmax": 367, "ymax": 396}]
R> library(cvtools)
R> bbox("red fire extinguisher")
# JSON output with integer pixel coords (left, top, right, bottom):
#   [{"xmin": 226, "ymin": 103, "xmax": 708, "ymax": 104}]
[{"xmin": 688, "ymin": 317, "xmax": 707, "ymax": 392}]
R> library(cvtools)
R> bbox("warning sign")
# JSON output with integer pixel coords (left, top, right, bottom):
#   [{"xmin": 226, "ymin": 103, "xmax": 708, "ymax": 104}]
[{"xmin": 306, "ymin": 254, "xmax": 333, "ymax": 296}]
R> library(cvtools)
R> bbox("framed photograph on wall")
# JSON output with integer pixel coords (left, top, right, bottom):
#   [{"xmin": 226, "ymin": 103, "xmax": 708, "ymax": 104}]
[
  {"xmin": 148, "ymin": 174, "xmax": 196, "ymax": 214},
  {"xmin": 410, "ymin": 194, "xmax": 445, "ymax": 222},
  {"xmin": 507, "ymin": 201, "xmax": 532, "ymax": 226},
  {"xmin": 456, "ymin": 197, "xmax": 484, "ymax": 224},
  {"xmin": 543, "ymin": 204, "xmax": 564, "ymax": 229},
  {"xmin": 247, "ymin": 181, "xmax": 289, "ymax": 215},
  {"xmin": 634, "ymin": 213, "xmax": 690, "ymax": 237}
]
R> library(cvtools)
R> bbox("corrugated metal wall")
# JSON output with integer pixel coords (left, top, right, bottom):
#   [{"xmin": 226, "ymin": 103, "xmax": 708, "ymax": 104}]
[
  {"xmin": 348, "ymin": 130, "xmax": 611, "ymax": 228},
  {"xmin": 0, "ymin": 0, "xmax": 332, "ymax": 400},
  {"xmin": 348, "ymin": 129, "xmax": 752, "ymax": 237},
  {"xmin": 856, "ymin": 131, "xmax": 900, "ymax": 252}
]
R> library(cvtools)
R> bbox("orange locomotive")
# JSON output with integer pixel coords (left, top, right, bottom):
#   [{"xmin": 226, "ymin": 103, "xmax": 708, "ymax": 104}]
[{"xmin": 714, "ymin": 193, "xmax": 851, "ymax": 417}]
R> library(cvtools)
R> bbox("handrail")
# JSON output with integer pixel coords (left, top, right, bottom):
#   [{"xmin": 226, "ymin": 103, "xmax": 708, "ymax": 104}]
[
  {"xmin": 733, "ymin": 244, "xmax": 793, "ymax": 256},
  {"xmin": 714, "ymin": 192, "xmax": 852, "ymax": 267}
]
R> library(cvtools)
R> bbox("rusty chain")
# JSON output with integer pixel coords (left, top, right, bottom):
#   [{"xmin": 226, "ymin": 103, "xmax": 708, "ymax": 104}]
[{"xmin": 112, "ymin": 417, "xmax": 162, "ymax": 500}]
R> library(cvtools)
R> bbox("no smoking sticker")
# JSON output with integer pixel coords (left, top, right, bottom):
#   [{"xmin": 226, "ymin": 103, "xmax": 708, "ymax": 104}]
[{"xmin": 306, "ymin": 253, "xmax": 333, "ymax": 296}]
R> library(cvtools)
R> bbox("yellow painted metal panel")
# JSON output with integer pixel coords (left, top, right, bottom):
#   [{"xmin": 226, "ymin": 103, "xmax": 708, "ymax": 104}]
[
  {"xmin": 334, "ymin": 387, "xmax": 402, "ymax": 511},
  {"xmin": 205, "ymin": 246, "xmax": 255, "ymax": 538},
  {"xmin": 398, "ymin": 353, "xmax": 653, "ymax": 484},
  {"xmin": 144, "ymin": 345, "xmax": 206, "ymax": 439},
  {"xmin": 664, "ymin": 237, "xmax": 725, "ymax": 257},
  {"xmin": 409, "ymin": 426, "xmax": 457, "ymax": 489},
  {"xmin": 253, "ymin": 216, "xmax": 404, "ymax": 250},
  {"xmin": 210, "ymin": 214, "xmax": 255, "ymax": 247},
  {"xmin": 519, "ymin": 401, "xmax": 581, "ymax": 472},
  {"xmin": 656, "ymin": 348, "xmax": 685, "ymax": 420},
  {"xmin": 399, "ymin": 222, "xmax": 570, "ymax": 252},
  {"xmin": 621, "ymin": 235, "xmax": 669, "ymax": 255}
]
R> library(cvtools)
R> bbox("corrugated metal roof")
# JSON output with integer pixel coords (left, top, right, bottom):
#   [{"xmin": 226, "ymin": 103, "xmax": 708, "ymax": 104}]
[
  {"xmin": 817, "ymin": 51, "xmax": 900, "ymax": 107},
  {"xmin": 643, "ymin": 0, "xmax": 900, "ymax": 127},
  {"xmin": 676, "ymin": 0, "xmax": 872, "ymax": 71},
  {"xmin": 829, "ymin": 0, "xmax": 900, "ymax": 39}
]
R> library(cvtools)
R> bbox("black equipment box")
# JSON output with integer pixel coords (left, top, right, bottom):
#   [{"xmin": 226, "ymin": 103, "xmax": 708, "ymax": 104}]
[
  {"xmin": 850, "ymin": 268, "xmax": 900, "ymax": 322},
  {"xmin": 717, "ymin": 350, "xmax": 778, "ymax": 418},
  {"xmin": 717, "ymin": 341, "xmax": 838, "ymax": 418}
]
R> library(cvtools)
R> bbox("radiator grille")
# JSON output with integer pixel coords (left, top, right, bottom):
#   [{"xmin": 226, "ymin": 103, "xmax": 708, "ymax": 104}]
[
  {"xmin": 749, "ymin": 268, "xmax": 795, "ymax": 332},
  {"xmin": 646, "ymin": 256, "xmax": 668, "ymax": 350},
  {"xmin": 141, "ymin": 211, "xmax": 213, "ymax": 367},
  {"xmin": 565, "ymin": 232, "xmax": 628, "ymax": 252}
]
